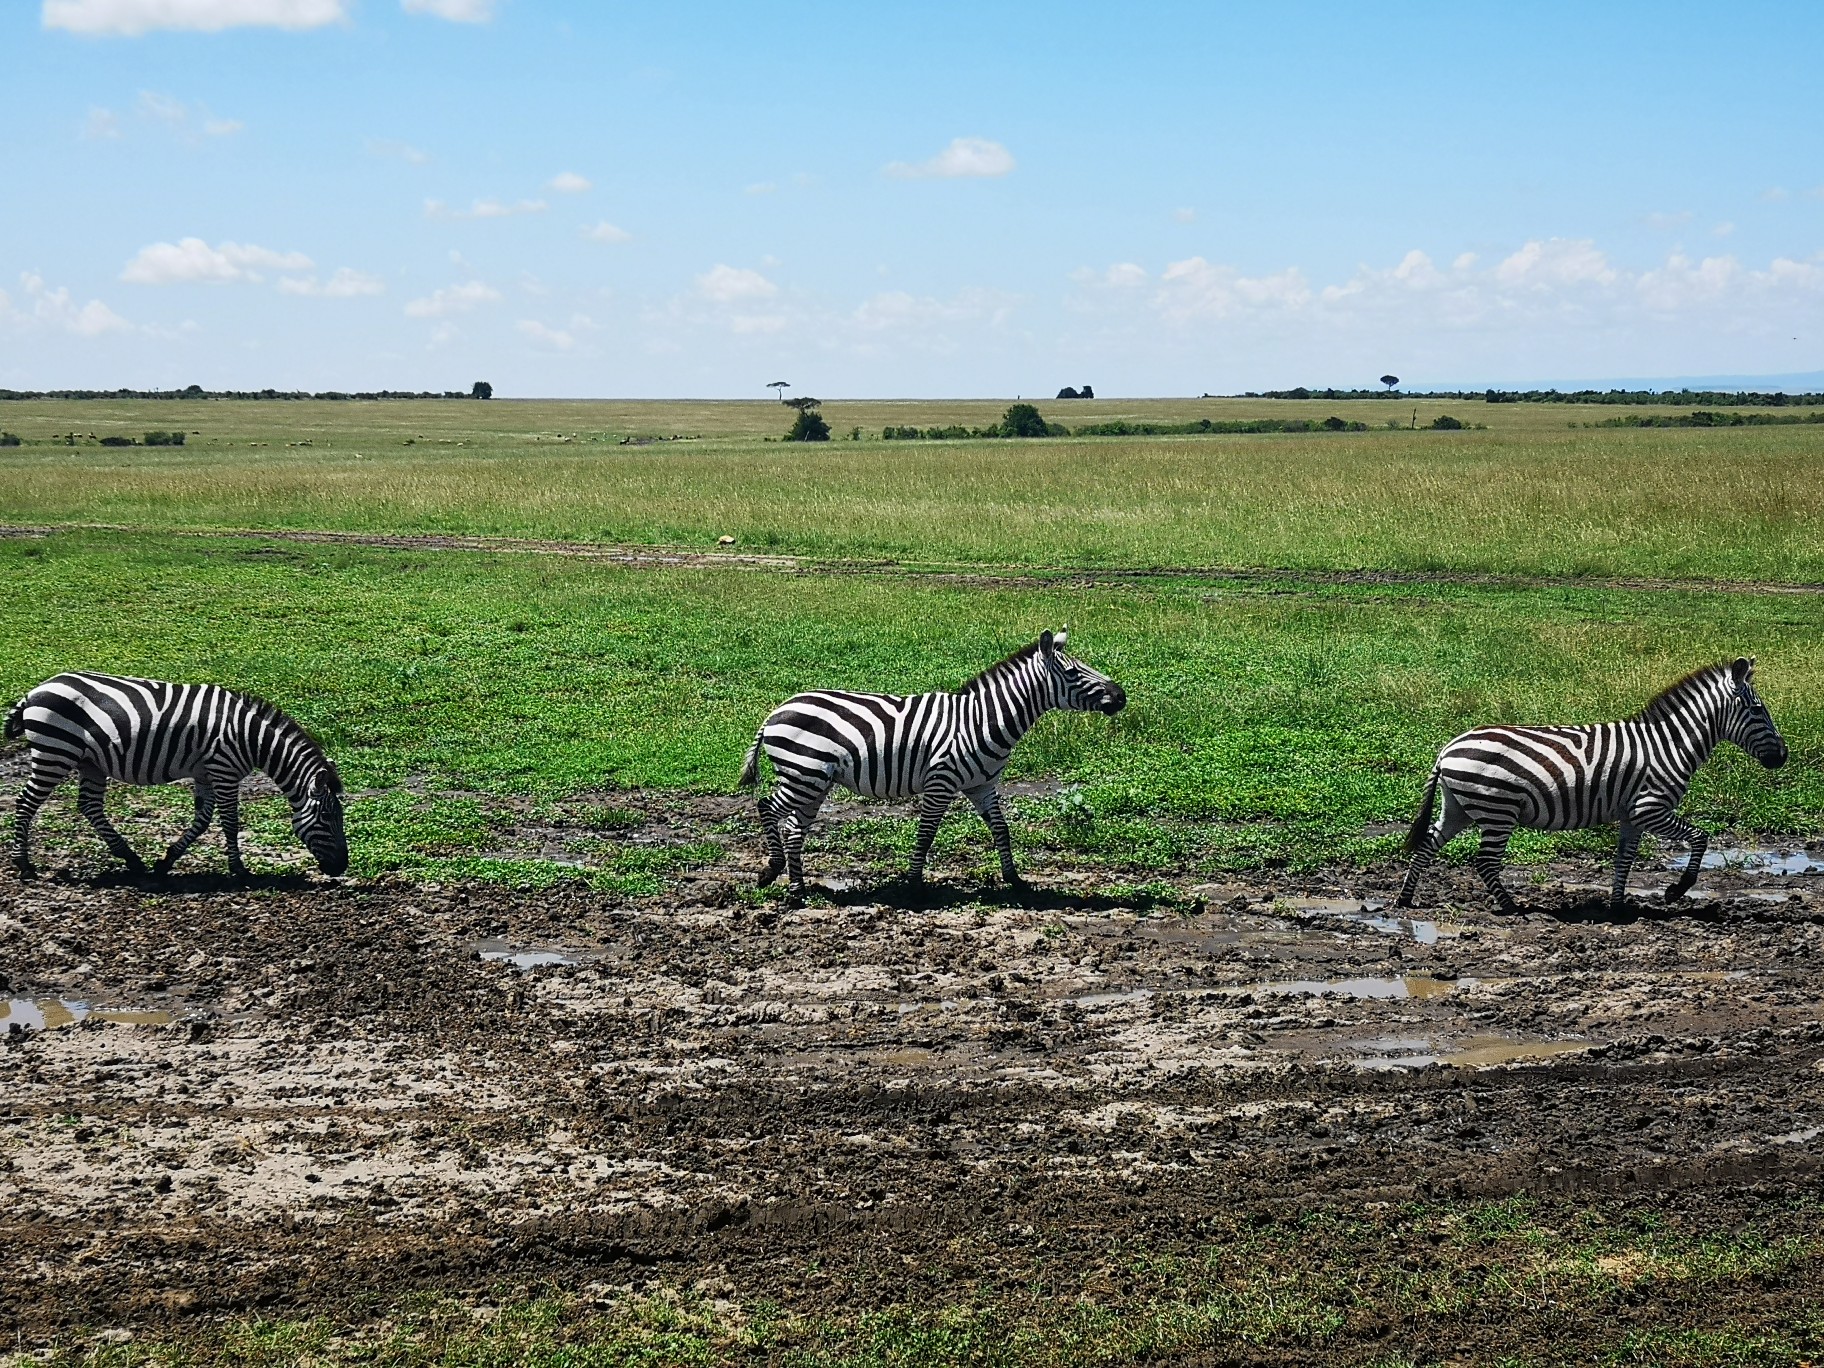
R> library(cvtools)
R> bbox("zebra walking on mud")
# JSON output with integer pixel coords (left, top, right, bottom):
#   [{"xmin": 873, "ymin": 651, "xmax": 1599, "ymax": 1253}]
[
  {"xmin": 738, "ymin": 628, "xmax": 1126, "ymax": 900},
  {"xmin": 6, "ymin": 672, "xmax": 348, "ymax": 879},
  {"xmin": 1396, "ymin": 658, "xmax": 1787, "ymax": 914}
]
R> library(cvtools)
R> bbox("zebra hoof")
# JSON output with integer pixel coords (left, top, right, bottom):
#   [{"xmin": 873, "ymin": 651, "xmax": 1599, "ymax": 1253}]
[
  {"xmin": 1493, "ymin": 900, "xmax": 1523, "ymax": 917},
  {"xmin": 153, "ymin": 857, "xmax": 177, "ymax": 877},
  {"xmin": 227, "ymin": 862, "xmax": 249, "ymax": 880},
  {"xmin": 12, "ymin": 859, "xmax": 37, "ymax": 882},
  {"xmin": 1665, "ymin": 879, "xmax": 1695, "ymax": 903},
  {"xmin": 756, "ymin": 860, "xmax": 784, "ymax": 889},
  {"xmin": 121, "ymin": 856, "xmax": 148, "ymax": 875}
]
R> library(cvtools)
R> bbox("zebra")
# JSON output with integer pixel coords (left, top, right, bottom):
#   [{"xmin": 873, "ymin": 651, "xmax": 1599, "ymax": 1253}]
[
  {"xmin": 737, "ymin": 628, "xmax": 1126, "ymax": 899},
  {"xmin": 6, "ymin": 672, "xmax": 348, "ymax": 880},
  {"xmin": 1396, "ymin": 658, "xmax": 1787, "ymax": 914}
]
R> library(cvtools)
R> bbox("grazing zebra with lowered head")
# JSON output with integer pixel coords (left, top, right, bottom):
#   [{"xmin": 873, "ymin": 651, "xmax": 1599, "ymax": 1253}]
[
  {"xmin": 738, "ymin": 628, "xmax": 1126, "ymax": 899},
  {"xmin": 1397, "ymin": 658, "xmax": 1787, "ymax": 914},
  {"xmin": 6, "ymin": 672, "xmax": 348, "ymax": 880}
]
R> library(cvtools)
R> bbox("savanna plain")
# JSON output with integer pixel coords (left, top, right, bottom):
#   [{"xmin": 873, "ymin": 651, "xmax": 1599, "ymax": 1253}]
[{"xmin": 3, "ymin": 396, "xmax": 1824, "ymax": 1365}]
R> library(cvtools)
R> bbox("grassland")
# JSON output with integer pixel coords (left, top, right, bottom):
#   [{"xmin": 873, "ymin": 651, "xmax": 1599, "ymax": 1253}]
[
  {"xmin": 4, "ymin": 398, "xmax": 1824, "ymax": 581},
  {"xmin": 7, "ymin": 1195, "xmax": 1819, "ymax": 1367},
  {"xmin": 1, "ymin": 527, "xmax": 1820, "ymax": 882}
]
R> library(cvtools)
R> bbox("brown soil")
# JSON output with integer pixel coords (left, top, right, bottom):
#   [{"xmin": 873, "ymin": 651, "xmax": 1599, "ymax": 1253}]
[
  {"xmin": 7, "ymin": 521, "xmax": 1824, "ymax": 596},
  {"xmin": 4, "ymin": 790, "xmax": 1824, "ymax": 1356}
]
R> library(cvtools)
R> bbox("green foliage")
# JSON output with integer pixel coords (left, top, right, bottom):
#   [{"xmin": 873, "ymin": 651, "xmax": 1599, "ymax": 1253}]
[
  {"xmin": 785, "ymin": 407, "xmax": 831, "ymax": 441},
  {"xmin": 470, "ymin": 381, "xmax": 493, "ymax": 400},
  {"xmin": 98, "ymin": 434, "xmax": 135, "ymax": 446},
  {"xmin": 1595, "ymin": 409, "xmax": 1824, "ymax": 428},
  {"xmin": 1430, "ymin": 414, "xmax": 1465, "ymax": 430},
  {"xmin": 143, "ymin": 430, "xmax": 186, "ymax": 446},
  {"xmin": 0, "ymin": 432, "xmax": 19, "ymax": 447},
  {"xmin": 999, "ymin": 402, "xmax": 1055, "ymax": 438}
]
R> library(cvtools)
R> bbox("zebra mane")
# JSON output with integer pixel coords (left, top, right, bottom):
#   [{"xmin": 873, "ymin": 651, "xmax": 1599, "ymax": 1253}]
[
  {"xmin": 1634, "ymin": 661, "xmax": 1733, "ymax": 724},
  {"xmin": 234, "ymin": 690, "xmax": 342, "ymax": 792},
  {"xmin": 957, "ymin": 641, "xmax": 1046, "ymax": 697}
]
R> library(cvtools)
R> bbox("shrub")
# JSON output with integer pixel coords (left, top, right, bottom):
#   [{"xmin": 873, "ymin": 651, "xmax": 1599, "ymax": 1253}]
[
  {"xmin": 999, "ymin": 403, "xmax": 1053, "ymax": 438},
  {"xmin": 1430, "ymin": 414, "xmax": 1464, "ymax": 430},
  {"xmin": 785, "ymin": 408, "xmax": 831, "ymax": 442},
  {"xmin": 0, "ymin": 432, "xmax": 20, "ymax": 447},
  {"xmin": 143, "ymin": 430, "xmax": 186, "ymax": 446},
  {"xmin": 98, "ymin": 435, "xmax": 136, "ymax": 446}
]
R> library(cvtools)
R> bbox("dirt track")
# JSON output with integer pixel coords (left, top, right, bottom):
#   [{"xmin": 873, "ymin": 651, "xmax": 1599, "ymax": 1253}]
[{"xmin": 4, "ymin": 790, "xmax": 1824, "ymax": 1350}]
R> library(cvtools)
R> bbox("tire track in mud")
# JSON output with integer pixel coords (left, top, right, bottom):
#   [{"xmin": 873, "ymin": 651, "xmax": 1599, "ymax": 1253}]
[{"xmin": 6, "ymin": 521, "xmax": 1824, "ymax": 597}]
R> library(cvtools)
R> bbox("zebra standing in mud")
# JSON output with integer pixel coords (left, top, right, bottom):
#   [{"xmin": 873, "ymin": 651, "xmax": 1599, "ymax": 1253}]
[
  {"xmin": 1396, "ymin": 658, "xmax": 1788, "ymax": 914},
  {"xmin": 738, "ymin": 628, "xmax": 1126, "ymax": 900},
  {"xmin": 6, "ymin": 672, "xmax": 348, "ymax": 879}
]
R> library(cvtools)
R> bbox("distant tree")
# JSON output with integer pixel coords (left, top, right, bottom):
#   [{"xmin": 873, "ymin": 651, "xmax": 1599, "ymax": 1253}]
[
  {"xmin": 471, "ymin": 381, "xmax": 494, "ymax": 400},
  {"xmin": 784, "ymin": 407, "xmax": 831, "ymax": 441},
  {"xmin": 1430, "ymin": 414, "xmax": 1464, "ymax": 430},
  {"xmin": 999, "ymin": 403, "xmax": 1053, "ymax": 438},
  {"xmin": 1380, "ymin": 375, "xmax": 1399, "ymax": 391},
  {"xmin": 181, "ymin": 384, "xmax": 204, "ymax": 398},
  {"xmin": 1056, "ymin": 387, "xmax": 1080, "ymax": 399},
  {"xmin": 767, "ymin": 380, "xmax": 791, "ymax": 403},
  {"xmin": 784, "ymin": 395, "xmax": 822, "ymax": 412}
]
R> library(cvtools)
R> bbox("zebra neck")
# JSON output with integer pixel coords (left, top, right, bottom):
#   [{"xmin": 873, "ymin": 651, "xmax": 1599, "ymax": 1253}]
[
  {"xmin": 1632, "ymin": 711, "xmax": 1718, "ymax": 778},
  {"xmin": 959, "ymin": 676, "xmax": 1048, "ymax": 756}
]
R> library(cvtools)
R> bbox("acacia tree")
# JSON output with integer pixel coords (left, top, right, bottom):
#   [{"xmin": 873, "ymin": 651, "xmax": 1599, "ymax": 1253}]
[
  {"xmin": 1380, "ymin": 375, "xmax": 1399, "ymax": 392},
  {"xmin": 766, "ymin": 380, "xmax": 791, "ymax": 403},
  {"xmin": 471, "ymin": 381, "xmax": 493, "ymax": 400}
]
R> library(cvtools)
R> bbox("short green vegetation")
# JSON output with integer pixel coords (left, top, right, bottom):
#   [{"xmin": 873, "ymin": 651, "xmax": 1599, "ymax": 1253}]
[
  {"xmin": 1, "ymin": 528, "xmax": 1819, "ymax": 882},
  {"xmin": 8, "ymin": 1197, "xmax": 1820, "ymax": 1366}
]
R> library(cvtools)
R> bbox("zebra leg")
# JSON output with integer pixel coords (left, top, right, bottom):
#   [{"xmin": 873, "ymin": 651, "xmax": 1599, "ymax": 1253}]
[
  {"xmin": 907, "ymin": 784, "xmax": 959, "ymax": 885},
  {"xmin": 754, "ymin": 789, "xmax": 787, "ymax": 888},
  {"xmin": 76, "ymin": 770, "xmax": 147, "ymax": 874},
  {"xmin": 156, "ymin": 781, "xmax": 217, "ymax": 876},
  {"xmin": 965, "ymin": 786, "xmax": 1022, "ymax": 887},
  {"xmin": 12, "ymin": 754, "xmax": 73, "ymax": 878},
  {"xmin": 1643, "ymin": 810, "xmax": 1707, "ymax": 902},
  {"xmin": 1611, "ymin": 822, "xmax": 1643, "ymax": 912},
  {"xmin": 780, "ymin": 786, "xmax": 832, "ymax": 900},
  {"xmin": 1472, "ymin": 825, "xmax": 1521, "ymax": 914},
  {"xmin": 1395, "ymin": 789, "xmax": 1470, "ymax": 909},
  {"xmin": 217, "ymin": 781, "xmax": 248, "ymax": 877}
]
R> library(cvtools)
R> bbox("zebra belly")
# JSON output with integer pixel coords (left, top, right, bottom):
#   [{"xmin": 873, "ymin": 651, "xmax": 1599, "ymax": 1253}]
[
  {"xmin": 22, "ymin": 698, "xmax": 210, "ymax": 788},
  {"xmin": 1438, "ymin": 727, "xmax": 1630, "ymax": 832},
  {"xmin": 761, "ymin": 693, "xmax": 935, "ymax": 800}
]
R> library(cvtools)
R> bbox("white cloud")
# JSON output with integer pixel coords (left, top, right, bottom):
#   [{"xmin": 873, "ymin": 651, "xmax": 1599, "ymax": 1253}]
[
  {"xmin": 401, "ymin": 0, "xmax": 492, "ymax": 18},
  {"xmin": 277, "ymin": 267, "xmax": 385, "ymax": 298},
  {"xmin": 404, "ymin": 280, "xmax": 501, "ymax": 317},
  {"xmin": 81, "ymin": 106, "xmax": 120, "ymax": 139},
  {"xmin": 44, "ymin": 0, "xmax": 346, "ymax": 34},
  {"xmin": 744, "ymin": 181, "xmax": 777, "ymax": 195},
  {"xmin": 582, "ymin": 220, "xmax": 632, "ymax": 244},
  {"xmin": 1155, "ymin": 257, "xmax": 1312, "ymax": 320},
  {"xmin": 1761, "ymin": 187, "xmax": 1790, "ymax": 203},
  {"xmin": 424, "ymin": 197, "xmax": 546, "ymax": 219},
  {"xmin": 853, "ymin": 287, "xmax": 1014, "ymax": 333},
  {"xmin": 367, "ymin": 138, "xmax": 430, "ymax": 165},
  {"xmin": 1173, "ymin": 207, "xmax": 1196, "ymax": 224},
  {"xmin": 516, "ymin": 319, "xmax": 573, "ymax": 350},
  {"xmin": 7, "ymin": 272, "xmax": 132, "ymax": 336},
  {"xmin": 1643, "ymin": 210, "xmax": 1692, "ymax": 231},
  {"xmin": 547, "ymin": 171, "xmax": 590, "ymax": 193},
  {"xmin": 121, "ymin": 237, "xmax": 313, "ymax": 285},
  {"xmin": 696, "ymin": 264, "xmax": 777, "ymax": 303},
  {"xmin": 202, "ymin": 116, "xmax": 243, "ymax": 136},
  {"xmin": 1713, "ymin": 221, "xmax": 1736, "ymax": 238},
  {"xmin": 1493, "ymin": 237, "xmax": 1616, "ymax": 288},
  {"xmin": 885, "ymin": 136, "xmax": 1015, "ymax": 180},
  {"xmin": 133, "ymin": 91, "xmax": 242, "ymax": 137}
]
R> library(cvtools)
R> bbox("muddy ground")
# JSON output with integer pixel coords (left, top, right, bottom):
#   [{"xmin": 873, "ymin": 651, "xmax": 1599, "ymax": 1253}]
[{"xmin": 3, "ymin": 783, "xmax": 1824, "ymax": 1358}]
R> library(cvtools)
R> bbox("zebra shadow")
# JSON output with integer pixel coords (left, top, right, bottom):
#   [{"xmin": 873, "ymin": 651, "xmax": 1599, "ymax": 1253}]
[
  {"xmin": 73, "ymin": 868, "xmax": 328, "ymax": 895},
  {"xmin": 1534, "ymin": 895, "xmax": 1731, "ymax": 927},
  {"xmin": 811, "ymin": 877, "xmax": 1178, "ymax": 915}
]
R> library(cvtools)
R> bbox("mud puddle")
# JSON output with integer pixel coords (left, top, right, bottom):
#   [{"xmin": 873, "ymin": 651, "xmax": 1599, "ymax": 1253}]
[
  {"xmin": 1, "ymin": 997, "xmax": 174, "ymax": 1032},
  {"xmin": 3, "ymin": 831, "xmax": 1824, "ymax": 1338}
]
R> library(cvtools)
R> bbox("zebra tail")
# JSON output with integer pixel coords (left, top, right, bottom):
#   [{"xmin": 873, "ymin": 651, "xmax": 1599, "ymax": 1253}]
[
  {"xmin": 1403, "ymin": 768, "xmax": 1440, "ymax": 853},
  {"xmin": 3, "ymin": 698, "xmax": 23, "ymax": 742},
  {"xmin": 737, "ymin": 733, "xmax": 765, "ymax": 789}
]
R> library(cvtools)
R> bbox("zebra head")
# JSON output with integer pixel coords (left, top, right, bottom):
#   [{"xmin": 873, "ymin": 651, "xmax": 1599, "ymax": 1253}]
[
  {"xmin": 1722, "ymin": 657, "xmax": 1788, "ymax": 769},
  {"xmin": 293, "ymin": 763, "xmax": 349, "ymax": 875},
  {"xmin": 1040, "ymin": 627, "xmax": 1127, "ymax": 716}
]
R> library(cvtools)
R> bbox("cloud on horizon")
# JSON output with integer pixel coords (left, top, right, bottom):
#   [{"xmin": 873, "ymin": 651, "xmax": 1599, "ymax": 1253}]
[
  {"xmin": 885, "ymin": 136, "xmax": 1015, "ymax": 180},
  {"xmin": 120, "ymin": 237, "xmax": 313, "ymax": 284},
  {"xmin": 44, "ymin": 0, "xmax": 346, "ymax": 35}
]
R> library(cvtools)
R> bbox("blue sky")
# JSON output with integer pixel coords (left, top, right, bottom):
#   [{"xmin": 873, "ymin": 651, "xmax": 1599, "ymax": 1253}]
[{"xmin": 3, "ymin": 0, "xmax": 1822, "ymax": 396}]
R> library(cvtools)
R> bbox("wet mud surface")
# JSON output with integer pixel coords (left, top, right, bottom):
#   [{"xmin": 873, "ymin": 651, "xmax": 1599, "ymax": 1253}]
[{"xmin": 4, "ymin": 792, "xmax": 1824, "ymax": 1351}]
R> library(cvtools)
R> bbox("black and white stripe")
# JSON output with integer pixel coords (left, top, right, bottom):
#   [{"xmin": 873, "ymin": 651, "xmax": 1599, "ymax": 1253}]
[
  {"xmin": 6, "ymin": 672, "xmax": 348, "ymax": 879},
  {"xmin": 1396, "ymin": 658, "xmax": 1787, "ymax": 913},
  {"xmin": 738, "ymin": 628, "xmax": 1126, "ymax": 896}
]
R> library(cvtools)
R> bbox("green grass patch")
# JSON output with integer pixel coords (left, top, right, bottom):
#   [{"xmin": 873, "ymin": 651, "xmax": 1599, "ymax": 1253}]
[{"xmin": 1, "ymin": 531, "xmax": 1821, "ymax": 883}]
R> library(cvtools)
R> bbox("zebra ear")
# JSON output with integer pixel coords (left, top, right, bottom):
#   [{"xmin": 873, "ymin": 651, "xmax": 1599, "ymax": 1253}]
[
  {"xmin": 1040, "ymin": 630, "xmax": 1056, "ymax": 656},
  {"xmin": 1056, "ymin": 624, "xmax": 1069, "ymax": 647},
  {"xmin": 1731, "ymin": 657, "xmax": 1753, "ymax": 682}
]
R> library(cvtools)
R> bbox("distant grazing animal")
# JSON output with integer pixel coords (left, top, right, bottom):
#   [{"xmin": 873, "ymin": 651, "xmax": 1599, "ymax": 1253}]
[
  {"xmin": 738, "ymin": 629, "xmax": 1126, "ymax": 900},
  {"xmin": 1397, "ymin": 658, "xmax": 1787, "ymax": 914},
  {"xmin": 6, "ymin": 673, "xmax": 348, "ymax": 880}
]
